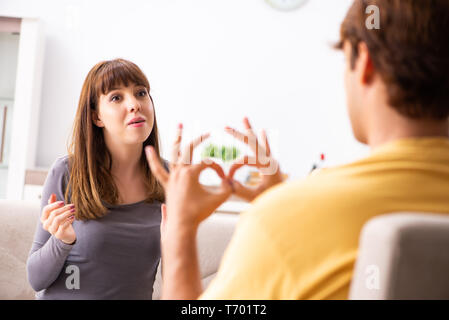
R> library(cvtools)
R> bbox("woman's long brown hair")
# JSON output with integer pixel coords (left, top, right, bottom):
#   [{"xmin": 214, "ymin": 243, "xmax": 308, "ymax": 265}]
[{"xmin": 65, "ymin": 58, "xmax": 165, "ymax": 220}]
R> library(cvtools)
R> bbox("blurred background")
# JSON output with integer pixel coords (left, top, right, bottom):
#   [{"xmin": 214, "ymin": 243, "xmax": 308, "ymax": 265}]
[{"xmin": 0, "ymin": 0, "xmax": 368, "ymax": 201}]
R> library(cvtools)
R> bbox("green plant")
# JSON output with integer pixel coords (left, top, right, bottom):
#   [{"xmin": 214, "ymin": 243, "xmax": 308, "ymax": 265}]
[{"xmin": 201, "ymin": 143, "xmax": 240, "ymax": 162}]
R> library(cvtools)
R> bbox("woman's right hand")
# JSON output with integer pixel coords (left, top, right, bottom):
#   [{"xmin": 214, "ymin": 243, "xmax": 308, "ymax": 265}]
[{"xmin": 41, "ymin": 194, "xmax": 77, "ymax": 245}]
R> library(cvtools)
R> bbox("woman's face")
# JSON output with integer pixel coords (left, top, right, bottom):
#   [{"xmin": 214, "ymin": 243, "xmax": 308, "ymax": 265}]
[{"xmin": 94, "ymin": 83, "xmax": 154, "ymax": 146}]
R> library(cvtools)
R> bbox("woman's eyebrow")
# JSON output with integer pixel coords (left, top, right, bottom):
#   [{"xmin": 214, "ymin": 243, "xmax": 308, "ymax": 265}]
[
  {"xmin": 106, "ymin": 87, "xmax": 121, "ymax": 94},
  {"xmin": 107, "ymin": 85, "xmax": 146, "ymax": 94}
]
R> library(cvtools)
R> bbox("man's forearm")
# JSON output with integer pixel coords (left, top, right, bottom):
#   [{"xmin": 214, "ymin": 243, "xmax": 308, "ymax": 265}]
[{"xmin": 161, "ymin": 223, "xmax": 203, "ymax": 299}]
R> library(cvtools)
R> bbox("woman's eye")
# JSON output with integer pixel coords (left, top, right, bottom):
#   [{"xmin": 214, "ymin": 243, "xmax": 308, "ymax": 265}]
[
  {"xmin": 111, "ymin": 95, "xmax": 120, "ymax": 102},
  {"xmin": 138, "ymin": 90, "xmax": 147, "ymax": 97}
]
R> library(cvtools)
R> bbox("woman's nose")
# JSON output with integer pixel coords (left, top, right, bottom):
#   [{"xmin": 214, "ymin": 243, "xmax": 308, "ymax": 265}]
[{"xmin": 127, "ymin": 98, "xmax": 141, "ymax": 112}]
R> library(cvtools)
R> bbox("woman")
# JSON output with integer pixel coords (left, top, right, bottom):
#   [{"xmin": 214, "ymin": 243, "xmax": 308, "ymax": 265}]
[{"xmin": 26, "ymin": 58, "xmax": 169, "ymax": 299}]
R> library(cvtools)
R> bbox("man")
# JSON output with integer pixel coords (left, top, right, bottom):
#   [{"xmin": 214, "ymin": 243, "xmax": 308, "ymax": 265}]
[{"xmin": 145, "ymin": 0, "xmax": 449, "ymax": 299}]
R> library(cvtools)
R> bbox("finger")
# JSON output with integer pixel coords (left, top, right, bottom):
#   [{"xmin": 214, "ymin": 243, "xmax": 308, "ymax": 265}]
[
  {"xmin": 217, "ymin": 177, "xmax": 233, "ymax": 198},
  {"xmin": 145, "ymin": 146, "xmax": 169, "ymax": 187},
  {"xmin": 161, "ymin": 203, "xmax": 167, "ymax": 219},
  {"xmin": 49, "ymin": 204, "xmax": 75, "ymax": 218},
  {"xmin": 227, "ymin": 161, "xmax": 245, "ymax": 180},
  {"xmin": 212, "ymin": 178, "xmax": 233, "ymax": 204},
  {"xmin": 190, "ymin": 160, "xmax": 227, "ymax": 180},
  {"xmin": 260, "ymin": 129, "xmax": 271, "ymax": 156},
  {"xmin": 41, "ymin": 201, "xmax": 65, "ymax": 223},
  {"xmin": 170, "ymin": 123, "xmax": 183, "ymax": 168},
  {"xmin": 59, "ymin": 215, "xmax": 75, "ymax": 231},
  {"xmin": 230, "ymin": 180, "xmax": 258, "ymax": 201},
  {"xmin": 47, "ymin": 208, "xmax": 75, "ymax": 233},
  {"xmin": 43, "ymin": 204, "xmax": 74, "ymax": 230},
  {"xmin": 227, "ymin": 156, "xmax": 262, "ymax": 179},
  {"xmin": 179, "ymin": 133, "xmax": 210, "ymax": 165},
  {"xmin": 243, "ymin": 117, "xmax": 256, "ymax": 137},
  {"xmin": 161, "ymin": 204, "xmax": 167, "ymax": 226},
  {"xmin": 201, "ymin": 176, "xmax": 233, "ymax": 209},
  {"xmin": 224, "ymin": 127, "xmax": 258, "ymax": 154},
  {"xmin": 50, "ymin": 210, "xmax": 75, "ymax": 233},
  {"xmin": 48, "ymin": 193, "xmax": 56, "ymax": 205},
  {"xmin": 43, "ymin": 204, "xmax": 74, "ymax": 229}
]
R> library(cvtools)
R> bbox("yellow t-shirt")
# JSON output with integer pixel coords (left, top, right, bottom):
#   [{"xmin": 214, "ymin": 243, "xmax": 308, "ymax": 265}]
[{"xmin": 199, "ymin": 137, "xmax": 449, "ymax": 300}]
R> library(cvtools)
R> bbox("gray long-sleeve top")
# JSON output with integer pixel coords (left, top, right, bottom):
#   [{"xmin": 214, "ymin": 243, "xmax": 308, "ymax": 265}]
[{"xmin": 26, "ymin": 155, "xmax": 164, "ymax": 299}]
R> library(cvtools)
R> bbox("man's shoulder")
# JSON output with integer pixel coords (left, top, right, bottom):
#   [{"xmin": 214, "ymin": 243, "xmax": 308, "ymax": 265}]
[
  {"xmin": 253, "ymin": 166, "xmax": 357, "ymax": 204},
  {"xmin": 245, "ymin": 163, "xmax": 374, "ymax": 223}
]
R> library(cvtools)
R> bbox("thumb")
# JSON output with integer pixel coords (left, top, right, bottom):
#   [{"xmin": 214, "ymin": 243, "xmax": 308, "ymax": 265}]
[
  {"xmin": 216, "ymin": 178, "xmax": 233, "ymax": 200},
  {"xmin": 161, "ymin": 204, "xmax": 167, "ymax": 223},
  {"xmin": 48, "ymin": 193, "xmax": 56, "ymax": 205},
  {"xmin": 231, "ymin": 179, "xmax": 244, "ymax": 190},
  {"xmin": 230, "ymin": 180, "xmax": 257, "ymax": 201}
]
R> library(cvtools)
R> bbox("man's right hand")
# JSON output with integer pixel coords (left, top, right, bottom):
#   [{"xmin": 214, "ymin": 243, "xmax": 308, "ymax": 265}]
[
  {"xmin": 225, "ymin": 117, "xmax": 284, "ymax": 202},
  {"xmin": 41, "ymin": 194, "xmax": 77, "ymax": 245}
]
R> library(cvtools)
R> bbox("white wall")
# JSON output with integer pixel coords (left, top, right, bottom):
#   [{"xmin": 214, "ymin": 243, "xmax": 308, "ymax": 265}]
[
  {"xmin": 0, "ymin": 0, "xmax": 368, "ymax": 180},
  {"xmin": 0, "ymin": 32, "xmax": 19, "ymax": 99}
]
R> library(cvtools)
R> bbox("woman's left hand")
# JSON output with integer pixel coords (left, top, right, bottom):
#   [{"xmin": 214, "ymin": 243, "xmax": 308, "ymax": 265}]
[{"xmin": 145, "ymin": 125, "xmax": 233, "ymax": 231}]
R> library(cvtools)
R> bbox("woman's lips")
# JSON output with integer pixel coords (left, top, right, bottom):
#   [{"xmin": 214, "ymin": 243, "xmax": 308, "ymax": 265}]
[{"xmin": 128, "ymin": 121, "xmax": 145, "ymax": 127}]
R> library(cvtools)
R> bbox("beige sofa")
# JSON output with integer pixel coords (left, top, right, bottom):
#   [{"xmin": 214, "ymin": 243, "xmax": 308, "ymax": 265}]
[
  {"xmin": 349, "ymin": 212, "xmax": 449, "ymax": 299},
  {"xmin": 0, "ymin": 199, "xmax": 238, "ymax": 300},
  {"xmin": 2, "ymin": 199, "xmax": 449, "ymax": 300}
]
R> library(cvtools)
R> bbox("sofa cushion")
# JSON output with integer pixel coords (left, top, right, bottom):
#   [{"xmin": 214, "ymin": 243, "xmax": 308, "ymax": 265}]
[
  {"xmin": 0, "ymin": 200, "xmax": 238, "ymax": 300},
  {"xmin": 0, "ymin": 200, "xmax": 40, "ymax": 299},
  {"xmin": 152, "ymin": 213, "xmax": 238, "ymax": 299}
]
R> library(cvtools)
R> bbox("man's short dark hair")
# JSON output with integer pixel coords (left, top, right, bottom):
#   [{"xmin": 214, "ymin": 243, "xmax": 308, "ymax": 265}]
[{"xmin": 336, "ymin": 0, "xmax": 449, "ymax": 120}]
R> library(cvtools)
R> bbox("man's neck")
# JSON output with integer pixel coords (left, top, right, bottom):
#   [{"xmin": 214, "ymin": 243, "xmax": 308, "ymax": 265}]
[
  {"xmin": 365, "ymin": 100, "xmax": 449, "ymax": 149},
  {"xmin": 368, "ymin": 119, "xmax": 449, "ymax": 149}
]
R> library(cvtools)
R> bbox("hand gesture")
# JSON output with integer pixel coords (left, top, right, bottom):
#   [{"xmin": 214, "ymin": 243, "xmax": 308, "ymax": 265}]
[
  {"xmin": 225, "ymin": 117, "xmax": 284, "ymax": 202},
  {"xmin": 160, "ymin": 203, "xmax": 167, "ymax": 240},
  {"xmin": 41, "ymin": 194, "xmax": 76, "ymax": 245},
  {"xmin": 145, "ymin": 124, "xmax": 232, "ymax": 229}
]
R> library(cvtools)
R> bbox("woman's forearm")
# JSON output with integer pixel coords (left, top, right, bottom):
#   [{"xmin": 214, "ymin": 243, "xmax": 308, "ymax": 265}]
[{"xmin": 27, "ymin": 234, "xmax": 73, "ymax": 292}]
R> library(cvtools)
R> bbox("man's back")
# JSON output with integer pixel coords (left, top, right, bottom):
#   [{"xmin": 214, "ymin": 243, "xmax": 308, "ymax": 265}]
[
  {"xmin": 151, "ymin": 0, "xmax": 449, "ymax": 301},
  {"xmin": 200, "ymin": 137, "xmax": 449, "ymax": 299}
]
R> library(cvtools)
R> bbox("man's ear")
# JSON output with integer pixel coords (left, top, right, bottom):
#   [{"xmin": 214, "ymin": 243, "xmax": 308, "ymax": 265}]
[
  {"xmin": 91, "ymin": 110, "xmax": 104, "ymax": 128},
  {"xmin": 357, "ymin": 42, "xmax": 375, "ymax": 85}
]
